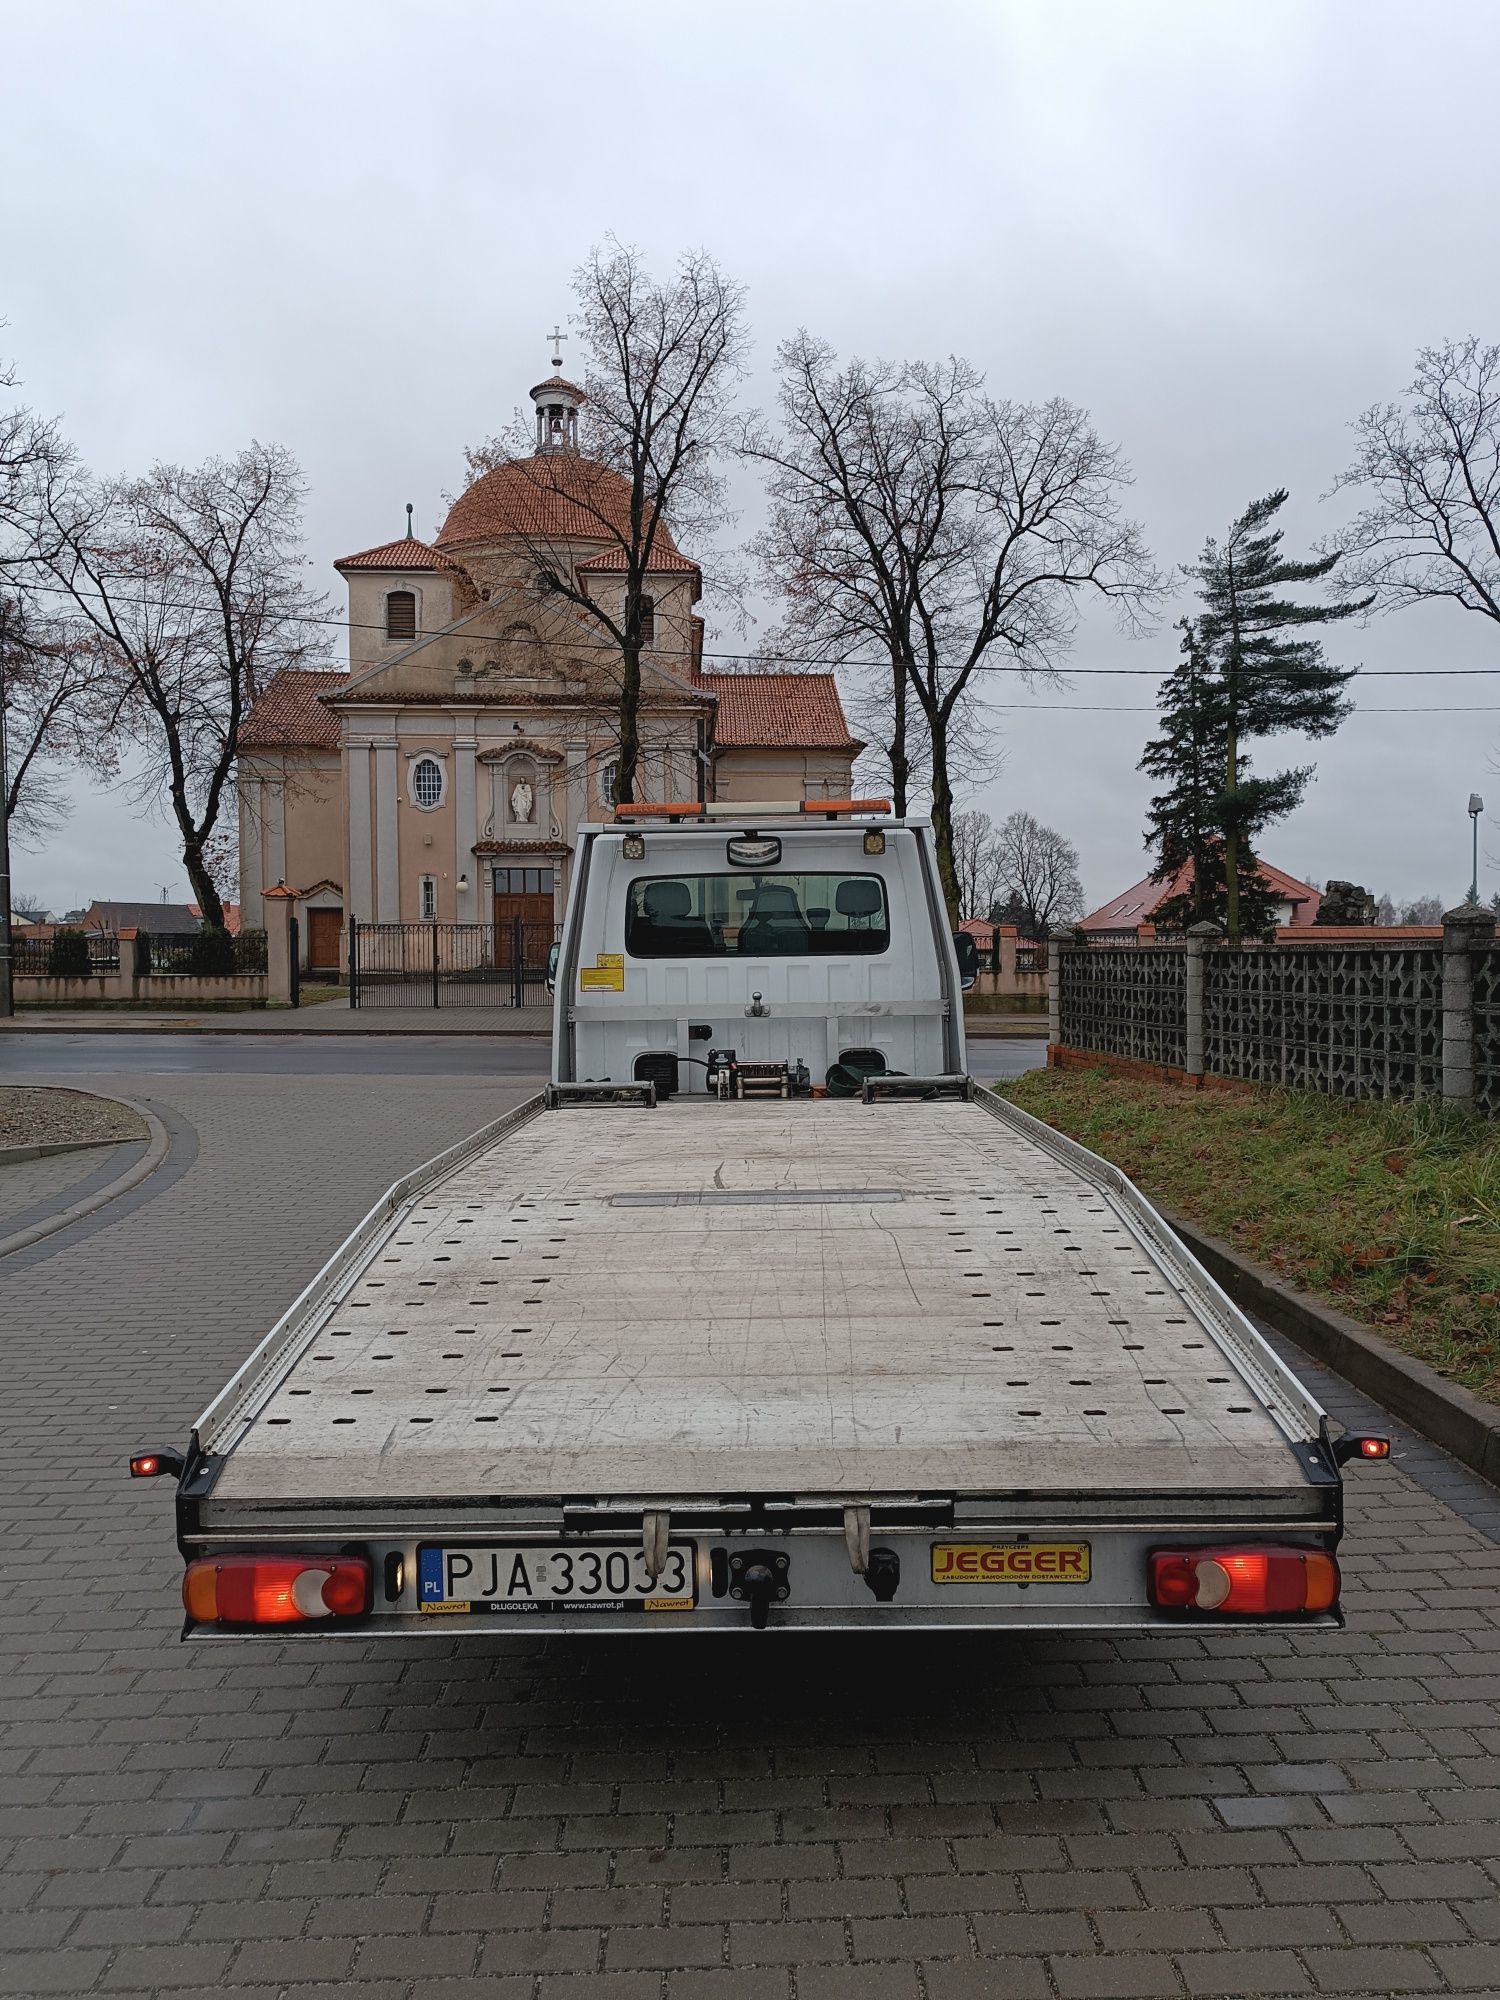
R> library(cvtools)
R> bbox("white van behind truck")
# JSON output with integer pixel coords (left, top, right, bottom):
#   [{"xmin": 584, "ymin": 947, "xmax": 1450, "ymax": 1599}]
[{"xmin": 135, "ymin": 802, "xmax": 1388, "ymax": 1639}]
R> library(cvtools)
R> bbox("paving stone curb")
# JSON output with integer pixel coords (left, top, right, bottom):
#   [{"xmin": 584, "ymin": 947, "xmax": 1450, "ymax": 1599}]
[
  {"xmin": 0, "ymin": 1136, "xmax": 126, "ymax": 1164},
  {"xmin": 1166, "ymin": 1206, "xmax": 1500, "ymax": 1489},
  {"xmin": 0, "ymin": 1097, "xmax": 169, "ymax": 1259}
]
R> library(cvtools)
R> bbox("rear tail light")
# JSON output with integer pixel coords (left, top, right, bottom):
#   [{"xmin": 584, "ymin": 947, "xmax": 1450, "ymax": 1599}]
[
  {"xmin": 183, "ymin": 1556, "xmax": 372, "ymax": 1626},
  {"xmin": 1149, "ymin": 1545, "xmax": 1339, "ymax": 1616}
]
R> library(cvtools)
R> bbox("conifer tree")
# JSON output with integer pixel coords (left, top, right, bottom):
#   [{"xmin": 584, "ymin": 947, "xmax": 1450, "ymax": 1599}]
[
  {"xmin": 1179, "ymin": 491, "xmax": 1365, "ymax": 942},
  {"xmin": 1140, "ymin": 618, "xmax": 1275, "ymax": 932}
]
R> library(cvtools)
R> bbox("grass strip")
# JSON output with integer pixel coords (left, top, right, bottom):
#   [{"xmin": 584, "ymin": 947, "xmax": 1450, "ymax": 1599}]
[{"xmin": 998, "ymin": 1067, "xmax": 1500, "ymax": 1405}]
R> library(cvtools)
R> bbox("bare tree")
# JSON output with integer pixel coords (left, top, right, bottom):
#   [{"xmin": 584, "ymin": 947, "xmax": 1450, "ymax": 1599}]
[
  {"xmin": 1400, "ymin": 894, "xmax": 1446, "ymax": 925},
  {"xmin": 950, "ymin": 807, "xmax": 1007, "ymax": 921},
  {"xmin": 1332, "ymin": 338, "xmax": 1500, "ymax": 632},
  {"xmin": 993, "ymin": 811, "xmax": 1085, "ymax": 936},
  {"xmin": 749, "ymin": 339, "xmax": 1158, "ymax": 916},
  {"xmin": 1, "ymin": 593, "xmax": 117, "ymax": 843},
  {"xmin": 28, "ymin": 443, "xmax": 328, "ymax": 927},
  {"xmin": 463, "ymin": 241, "xmax": 747, "ymax": 804},
  {"xmin": 747, "ymin": 341, "xmax": 979, "ymax": 817}
]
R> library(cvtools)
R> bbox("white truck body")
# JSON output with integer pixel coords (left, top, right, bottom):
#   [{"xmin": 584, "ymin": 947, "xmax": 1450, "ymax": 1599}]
[{"xmin": 151, "ymin": 811, "xmax": 1370, "ymax": 1639}]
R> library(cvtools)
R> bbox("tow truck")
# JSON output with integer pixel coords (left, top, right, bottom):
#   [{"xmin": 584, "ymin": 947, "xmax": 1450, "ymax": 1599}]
[{"xmin": 133, "ymin": 802, "xmax": 1386, "ymax": 1636}]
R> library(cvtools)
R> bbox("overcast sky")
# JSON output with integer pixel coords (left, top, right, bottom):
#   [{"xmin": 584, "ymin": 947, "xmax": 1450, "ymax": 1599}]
[{"xmin": 5, "ymin": 0, "xmax": 1500, "ymax": 916}]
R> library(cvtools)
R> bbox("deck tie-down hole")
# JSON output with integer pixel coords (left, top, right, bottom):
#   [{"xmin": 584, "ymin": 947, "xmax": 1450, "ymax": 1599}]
[
  {"xmin": 1069, "ymin": 1378, "xmax": 1093, "ymax": 1385},
  {"xmin": 1018, "ymin": 1408, "xmax": 1042, "ymax": 1416},
  {"xmin": 1182, "ymin": 1342, "xmax": 1206, "ymax": 1350},
  {"xmin": 409, "ymin": 1417, "xmax": 433, "ymax": 1424},
  {"xmin": 1165, "ymin": 1318, "xmax": 1188, "ymax": 1325},
  {"xmin": 488, "ymin": 1386, "xmax": 511, "ymax": 1393},
  {"xmin": 1228, "ymin": 1404, "xmax": 1252, "ymax": 1413},
  {"xmin": 1144, "ymin": 1377, "xmax": 1167, "ymax": 1385},
  {"xmin": 290, "ymin": 1389, "xmax": 310, "ymax": 1396},
  {"xmin": 1006, "ymin": 1379, "xmax": 1029, "ymax": 1386},
  {"xmin": 332, "ymin": 1417, "xmax": 356, "ymax": 1425},
  {"xmin": 330, "ymin": 1330, "xmax": 351, "ymax": 1338},
  {"xmin": 1160, "ymin": 1407, "xmax": 1186, "ymax": 1415},
  {"xmin": 475, "ymin": 1416, "xmax": 499, "ymax": 1423},
  {"xmin": 425, "ymin": 1388, "xmax": 449, "ymax": 1396},
  {"xmin": 442, "ymin": 1353, "xmax": 464, "ymax": 1360},
  {"xmin": 1049, "ymin": 1342, "xmax": 1072, "ymax": 1349},
  {"xmin": 992, "ymin": 1345, "xmax": 1014, "ymax": 1352},
  {"xmin": 501, "ymin": 1351, "xmax": 523, "ymax": 1359},
  {"xmin": 1084, "ymin": 1408, "xmax": 1108, "ymax": 1416},
  {"xmin": 1122, "ymin": 1343, "xmax": 1145, "ymax": 1351},
  {"xmin": 351, "ymin": 1389, "xmax": 373, "ymax": 1397},
  {"xmin": 268, "ymin": 1418, "xmax": 290, "ymax": 1425},
  {"xmin": 1208, "ymin": 1376, "xmax": 1231, "ymax": 1384}
]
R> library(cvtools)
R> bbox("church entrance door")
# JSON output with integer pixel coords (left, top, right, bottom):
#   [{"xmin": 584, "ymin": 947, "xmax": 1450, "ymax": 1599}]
[{"xmin": 492, "ymin": 865, "xmax": 555, "ymax": 972}]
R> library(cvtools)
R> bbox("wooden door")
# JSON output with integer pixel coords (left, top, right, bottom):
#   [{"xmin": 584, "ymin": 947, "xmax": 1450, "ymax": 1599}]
[
  {"xmin": 493, "ymin": 893, "xmax": 553, "ymax": 965},
  {"xmin": 307, "ymin": 909, "xmax": 343, "ymax": 973}
]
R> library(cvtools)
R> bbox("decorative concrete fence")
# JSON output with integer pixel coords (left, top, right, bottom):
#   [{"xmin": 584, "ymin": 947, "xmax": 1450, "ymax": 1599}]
[{"xmin": 1048, "ymin": 908, "xmax": 1500, "ymax": 1112}]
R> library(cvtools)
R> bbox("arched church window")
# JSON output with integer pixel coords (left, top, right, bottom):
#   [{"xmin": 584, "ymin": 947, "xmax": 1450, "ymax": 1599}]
[
  {"xmin": 600, "ymin": 760, "xmax": 619, "ymax": 808},
  {"xmin": 410, "ymin": 756, "xmax": 445, "ymax": 810},
  {"xmin": 386, "ymin": 590, "xmax": 416, "ymax": 640},
  {"xmin": 638, "ymin": 595, "xmax": 655, "ymax": 644}
]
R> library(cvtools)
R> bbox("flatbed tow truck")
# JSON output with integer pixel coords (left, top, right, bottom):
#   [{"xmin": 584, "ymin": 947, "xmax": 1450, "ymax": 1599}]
[{"xmin": 133, "ymin": 804, "xmax": 1386, "ymax": 1636}]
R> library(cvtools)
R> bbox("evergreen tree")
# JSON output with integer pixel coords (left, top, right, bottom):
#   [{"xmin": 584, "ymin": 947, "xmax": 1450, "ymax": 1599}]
[{"xmin": 1184, "ymin": 490, "xmax": 1367, "ymax": 942}]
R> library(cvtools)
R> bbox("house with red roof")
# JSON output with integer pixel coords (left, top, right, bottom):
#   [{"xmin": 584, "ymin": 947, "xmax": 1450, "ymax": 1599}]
[
  {"xmin": 237, "ymin": 364, "xmax": 862, "ymax": 970},
  {"xmin": 1080, "ymin": 858, "xmax": 1321, "ymax": 941}
]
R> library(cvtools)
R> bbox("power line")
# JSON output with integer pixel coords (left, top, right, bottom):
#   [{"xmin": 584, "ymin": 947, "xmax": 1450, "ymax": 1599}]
[{"xmin": 8, "ymin": 573, "xmax": 1500, "ymax": 681}]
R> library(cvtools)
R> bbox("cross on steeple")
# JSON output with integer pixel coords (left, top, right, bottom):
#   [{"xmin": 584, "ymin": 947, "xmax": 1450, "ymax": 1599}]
[{"xmin": 548, "ymin": 323, "xmax": 565, "ymax": 369}]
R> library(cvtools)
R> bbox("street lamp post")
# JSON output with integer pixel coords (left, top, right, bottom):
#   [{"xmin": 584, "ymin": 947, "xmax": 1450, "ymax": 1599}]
[{"xmin": 1469, "ymin": 793, "xmax": 1484, "ymax": 907}]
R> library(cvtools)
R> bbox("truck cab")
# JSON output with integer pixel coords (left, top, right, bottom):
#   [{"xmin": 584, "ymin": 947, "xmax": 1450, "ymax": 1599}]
[{"xmin": 553, "ymin": 801, "xmax": 970, "ymax": 1093}]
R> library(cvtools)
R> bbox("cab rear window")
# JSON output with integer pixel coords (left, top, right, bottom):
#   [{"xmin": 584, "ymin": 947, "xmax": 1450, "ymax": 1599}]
[{"xmin": 625, "ymin": 873, "xmax": 890, "ymax": 957}]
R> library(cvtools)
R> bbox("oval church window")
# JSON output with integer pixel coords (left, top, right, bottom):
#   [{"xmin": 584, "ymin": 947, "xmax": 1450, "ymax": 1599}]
[{"xmin": 411, "ymin": 757, "xmax": 445, "ymax": 810}]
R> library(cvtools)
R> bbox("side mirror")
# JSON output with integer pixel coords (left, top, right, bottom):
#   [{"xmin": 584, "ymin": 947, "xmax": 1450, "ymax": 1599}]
[
  {"xmin": 546, "ymin": 941, "xmax": 560, "ymax": 992},
  {"xmin": 953, "ymin": 931, "xmax": 979, "ymax": 991}
]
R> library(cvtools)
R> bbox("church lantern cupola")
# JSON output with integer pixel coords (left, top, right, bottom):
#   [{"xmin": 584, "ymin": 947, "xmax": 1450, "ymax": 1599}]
[{"xmin": 530, "ymin": 328, "xmax": 584, "ymax": 453}]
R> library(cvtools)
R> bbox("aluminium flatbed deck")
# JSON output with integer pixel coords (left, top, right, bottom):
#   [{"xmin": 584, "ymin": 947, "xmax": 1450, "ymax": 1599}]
[{"xmin": 194, "ymin": 1089, "xmax": 1328, "ymax": 1523}]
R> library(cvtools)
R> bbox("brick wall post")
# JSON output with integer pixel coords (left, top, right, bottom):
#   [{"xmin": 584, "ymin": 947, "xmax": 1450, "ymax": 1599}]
[
  {"xmin": 263, "ymin": 885, "xmax": 297, "ymax": 1005},
  {"xmin": 1048, "ymin": 936, "xmax": 1063, "ymax": 1047},
  {"xmin": 1442, "ymin": 903, "xmax": 1496, "ymax": 1105},
  {"xmin": 1184, "ymin": 921, "xmax": 1220, "ymax": 1082},
  {"xmin": 111, "ymin": 929, "xmax": 141, "ymax": 1002}
]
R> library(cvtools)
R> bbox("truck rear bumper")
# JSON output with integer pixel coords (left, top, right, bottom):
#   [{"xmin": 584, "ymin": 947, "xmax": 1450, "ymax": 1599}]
[{"xmin": 177, "ymin": 1520, "xmax": 1344, "ymax": 1639}]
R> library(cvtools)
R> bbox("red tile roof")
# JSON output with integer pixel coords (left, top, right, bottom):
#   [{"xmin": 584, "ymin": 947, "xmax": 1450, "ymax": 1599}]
[
  {"xmin": 702, "ymin": 672, "xmax": 863, "ymax": 753},
  {"xmin": 334, "ymin": 537, "xmax": 457, "ymax": 572},
  {"xmin": 576, "ymin": 545, "xmax": 700, "ymax": 575},
  {"xmin": 1080, "ymin": 858, "xmax": 1322, "ymax": 933},
  {"xmin": 240, "ymin": 670, "xmax": 348, "ymax": 750},
  {"xmin": 437, "ymin": 453, "xmax": 691, "ymax": 557}
]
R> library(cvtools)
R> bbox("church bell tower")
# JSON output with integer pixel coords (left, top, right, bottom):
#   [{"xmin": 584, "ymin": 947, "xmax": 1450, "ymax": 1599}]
[{"xmin": 531, "ymin": 325, "xmax": 583, "ymax": 452}]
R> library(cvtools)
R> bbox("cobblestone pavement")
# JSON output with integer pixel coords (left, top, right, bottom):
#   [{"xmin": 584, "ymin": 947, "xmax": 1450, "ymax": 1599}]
[
  {"xmin": 2, "ymin": 1059, "xmax": 1499, "ymax": 2000},
  {"xmin": 0, "ymin": 1146, "xmax": 127, "ymax": 1228}
]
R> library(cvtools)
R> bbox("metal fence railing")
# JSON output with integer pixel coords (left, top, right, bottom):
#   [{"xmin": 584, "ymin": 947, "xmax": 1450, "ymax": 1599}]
[
  {"xmin": 350, "ymin": 921, "xmax": 559, "ymax": 1008},
  {"xmin": 141, "ymin": 930, "xmax": 268, "ymax": 976},
  {"xmin": 13, "ymin": 931, "xmax": 120, "ymax": 976}
]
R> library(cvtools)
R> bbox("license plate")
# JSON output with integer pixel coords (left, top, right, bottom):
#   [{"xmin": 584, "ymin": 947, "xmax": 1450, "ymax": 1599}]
[
  {"xmin": 931, "ymin": 1541, "xmax": 1091, "ymax": 1584},
  {"xmin": 417, "ymin": 1543, "xmax": 697, "ymax": 1613}
]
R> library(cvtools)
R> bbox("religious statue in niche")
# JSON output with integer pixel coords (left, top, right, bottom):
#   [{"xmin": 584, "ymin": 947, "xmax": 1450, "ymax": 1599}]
[{"xmin": 510, "ymin": 777, "xmax": 535, "ymax": 825}]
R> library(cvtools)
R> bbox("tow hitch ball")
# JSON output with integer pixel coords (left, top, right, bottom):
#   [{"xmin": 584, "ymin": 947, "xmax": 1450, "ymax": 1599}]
[{"xmin": 728, "ymin": 1549, "xmax": 789, "ymax": 1629}]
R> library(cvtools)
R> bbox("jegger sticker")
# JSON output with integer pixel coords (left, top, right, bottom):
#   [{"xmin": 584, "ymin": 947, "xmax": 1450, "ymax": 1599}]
[{"xmin": 930, "ymin": 1542, "xmax": 1091, "ymax": 1584}]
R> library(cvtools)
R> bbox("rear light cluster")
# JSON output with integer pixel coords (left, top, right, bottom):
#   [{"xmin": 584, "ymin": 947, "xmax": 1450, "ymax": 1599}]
[
  {"xmin": 183, "ymin": 1556, "xmax": 372, "ymax": 1626},
  {"xmin": 1149, "ymin": 1545, "xmax": 1339, "ymax": 1616}
]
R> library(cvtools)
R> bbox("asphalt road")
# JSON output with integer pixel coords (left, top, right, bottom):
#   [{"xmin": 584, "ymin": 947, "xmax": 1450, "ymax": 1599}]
[{"xmin": 0, "ymin": 1032, "xmax": 1050, "ymax": 1080}]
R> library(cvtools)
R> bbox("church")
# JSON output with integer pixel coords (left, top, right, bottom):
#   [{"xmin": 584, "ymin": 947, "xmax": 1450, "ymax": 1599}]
[{"xmin": 237, "ymin": 364, "xmax": 862, "ymax": 974}]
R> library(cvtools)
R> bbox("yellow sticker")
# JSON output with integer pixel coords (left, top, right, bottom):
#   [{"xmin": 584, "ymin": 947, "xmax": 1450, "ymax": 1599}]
[
  {"xmin": 419, "ymin": 1599, "xmax": 472, "ymax": 1614},
  {"xmin": 931, "ymin": 1542, "xmax": 1091, "ymax": 1585},
  {"xmin": 579, "ymin": 965, "xmax": 625, "ymax": 991},
  {"xmin": 597, "ymin": 953, "xmax": 624, "ymax": 970},
  {"xmin": 643, "ymin": 1597, "xmax": 695, "ymax": 1612}
]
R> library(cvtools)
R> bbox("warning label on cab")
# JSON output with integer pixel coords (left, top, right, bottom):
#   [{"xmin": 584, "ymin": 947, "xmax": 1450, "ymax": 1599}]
[{"xmin": 930, "ymin": 1541, "xmax": 1091, "ymax": 1584}]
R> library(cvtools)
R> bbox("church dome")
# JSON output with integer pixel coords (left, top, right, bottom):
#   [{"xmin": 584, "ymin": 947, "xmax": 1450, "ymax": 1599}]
[{"xmin": 435, "ymin": 453, "xmax": 689, "ymax": 558}]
